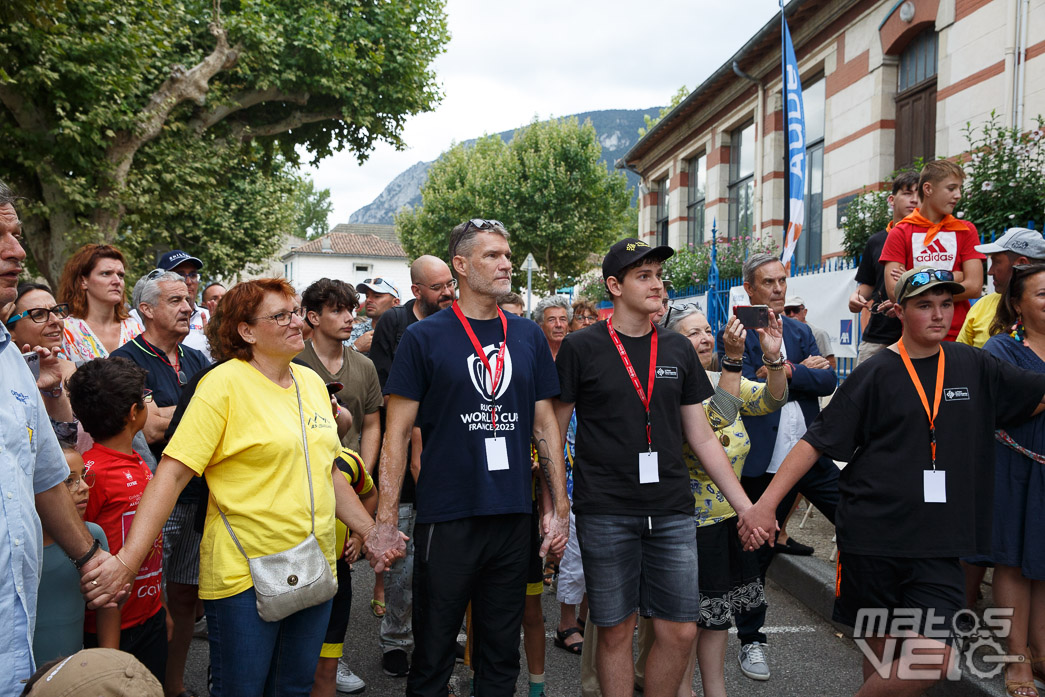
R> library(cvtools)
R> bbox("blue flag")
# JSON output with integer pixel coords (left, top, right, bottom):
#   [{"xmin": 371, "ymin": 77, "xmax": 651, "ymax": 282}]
[{"xmin": 780, "ymin": 16, "xmax": 806, "ymax": 268}]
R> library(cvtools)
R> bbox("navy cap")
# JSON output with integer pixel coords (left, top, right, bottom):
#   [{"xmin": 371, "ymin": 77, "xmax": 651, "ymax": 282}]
[{"xmin": 156, "ymin": 250, "xmax": 203, "ymax": 271}]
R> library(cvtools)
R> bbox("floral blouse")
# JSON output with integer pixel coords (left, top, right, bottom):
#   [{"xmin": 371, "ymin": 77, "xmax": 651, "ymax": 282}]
[
  {"xmin": 62, "ymin": 316, "xmax": 144, "ymax": 362},
  {"xmin": 685, "ymin": 370, "xmax": 787, "ymax": 527}
]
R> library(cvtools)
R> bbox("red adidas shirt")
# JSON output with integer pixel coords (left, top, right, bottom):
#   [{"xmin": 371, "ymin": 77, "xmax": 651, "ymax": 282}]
[
  {"xmin": 879, "ymin": 220, "xmax": 984, "ymax": 341},
  {"xmin": 83, "ymin": 443, "xmax": 163, "ymax": 632}
]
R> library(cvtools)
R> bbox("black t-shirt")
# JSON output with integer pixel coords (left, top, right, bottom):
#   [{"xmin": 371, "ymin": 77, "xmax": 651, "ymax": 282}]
[
  {"xmin": 803, "ymin": 342, "xmax": 1045, "ymax": 558},
  {"xmin": 111, "ymin": 336, "xmax": 210, "ymax": 461},
  {"xmin": 855, "ymin": 229, "xmax": 903, "ymax": 345},
  {"xmin": 371, "ymin": 300, "xmax": 421, "ymax": 388},
  {"xmin": 557, "ymin": 320, "xmax": 713, "ymax": 517}
]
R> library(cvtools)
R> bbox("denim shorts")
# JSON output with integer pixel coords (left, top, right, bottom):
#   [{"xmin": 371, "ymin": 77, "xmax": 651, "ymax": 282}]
[{"xmin": 575, "ymin": 512, "xmax": 699, "ymax": 626}]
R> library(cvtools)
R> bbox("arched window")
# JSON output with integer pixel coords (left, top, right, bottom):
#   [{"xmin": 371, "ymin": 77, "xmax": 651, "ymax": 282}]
[{"xmin": 895, "ymin": 28, "xmax": 938, "ymax": 169}]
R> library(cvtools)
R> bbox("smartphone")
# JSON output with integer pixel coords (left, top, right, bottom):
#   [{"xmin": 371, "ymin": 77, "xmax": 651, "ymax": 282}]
[
  {"xmin": 22, "ymin": 351, "xmax": 40, "ymax": 380},
  {"xmin": 325, "ymin": 381, "xmax": 344, "ymax": 396},
  {"xmin": 733, "ymin": 305, "xmax": 770, "ymax": 329}
]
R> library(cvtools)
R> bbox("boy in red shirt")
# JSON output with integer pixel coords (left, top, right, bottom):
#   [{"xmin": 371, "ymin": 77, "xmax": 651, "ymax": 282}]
[
  {"xmin": 67, "ymin": 357, "xmax": 167, "ymax": 683},
  {"xmin": 880, "ymin": 159, "xmax": 984, "ymax": 340}
]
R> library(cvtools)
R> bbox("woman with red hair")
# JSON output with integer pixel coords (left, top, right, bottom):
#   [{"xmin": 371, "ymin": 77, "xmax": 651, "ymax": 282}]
[{"xmin": 57, "ymin": 244, "xmax": 143, "ymax": 361}]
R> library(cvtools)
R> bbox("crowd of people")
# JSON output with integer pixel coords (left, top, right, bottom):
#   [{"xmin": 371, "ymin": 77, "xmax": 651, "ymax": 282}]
[{"xmin": 0, "ymin": 157, "xmax": 1043, "ymax": 697}]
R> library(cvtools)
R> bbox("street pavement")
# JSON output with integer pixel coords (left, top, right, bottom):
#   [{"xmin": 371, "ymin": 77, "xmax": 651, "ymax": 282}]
[{"xmin": 182, "ymin": 565, "xmax": 867, "ymax": 696}]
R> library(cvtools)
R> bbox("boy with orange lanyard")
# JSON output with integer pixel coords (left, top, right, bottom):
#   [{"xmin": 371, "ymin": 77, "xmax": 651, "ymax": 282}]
[
  {"xmin": 880, "ymin": 160, "xmax": 984, "ymax": 340},
  {"xmin": 739, "ymin": 267, "xmax": 1045, "ymax": 697}
]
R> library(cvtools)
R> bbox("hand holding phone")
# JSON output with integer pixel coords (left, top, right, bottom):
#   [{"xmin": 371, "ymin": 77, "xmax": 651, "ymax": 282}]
[
  {"xmin": 733, "ymin": 305, "xmax": 770, "ymax": 330},
  {"xmin": 22, "ymin": 351, "xmax": 40, "ymax": 380}
]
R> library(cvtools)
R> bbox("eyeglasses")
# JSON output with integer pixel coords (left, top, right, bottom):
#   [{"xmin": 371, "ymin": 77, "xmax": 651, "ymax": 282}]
[
  {"xmin": 252, "ymin": 307, "xmax": 303, "ymax": 326},
  {"xmin": 899, "ymin": 269, "xmax": 956, "ymax": 299},
  {"xmin": 64, "ymin": 470, "xmax": 95, "ymax": 490},
  {"xmin": 173, "ymin": 271, "xmax": 200, "ymax": 281},
  {"xmin": 5, "ymin": 303, "xmax": 70, "ymax": 326},
  {"xmin": 574, "ymin": 313, "xmax": 598, "ymax": 323},
  {"xmin": 143, "ymin": 389, "xmax": 154, "ymax": 403},
  {"xmin": 663, "ymin": 302, "xmax": 701, "ymax": 327},
  {"xmin": 420, "ymin": 279, "xmax": 458, "ymax": 293}
]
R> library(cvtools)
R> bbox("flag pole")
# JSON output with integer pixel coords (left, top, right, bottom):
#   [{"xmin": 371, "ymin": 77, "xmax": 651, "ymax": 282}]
[{"xmin": 781, "ymin": 0, "xmax": 790, "ymax": 244}]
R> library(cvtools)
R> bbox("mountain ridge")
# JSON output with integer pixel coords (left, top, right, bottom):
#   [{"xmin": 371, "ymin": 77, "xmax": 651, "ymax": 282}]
[{"xmin": 348, "ymin": 107, "xmax": 662, "ymax": 225}]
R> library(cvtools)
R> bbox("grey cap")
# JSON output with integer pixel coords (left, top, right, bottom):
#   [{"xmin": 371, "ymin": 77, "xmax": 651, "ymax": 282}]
[{"xmin": 975, "ymin": 228, "xmax": 1045, "ymax": 259}]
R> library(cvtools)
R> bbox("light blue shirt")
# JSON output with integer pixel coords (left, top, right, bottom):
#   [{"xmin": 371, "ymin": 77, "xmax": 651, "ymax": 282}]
[{"xmin": 0, "ymin": 325, "xmax": 69, "ymax": 694}]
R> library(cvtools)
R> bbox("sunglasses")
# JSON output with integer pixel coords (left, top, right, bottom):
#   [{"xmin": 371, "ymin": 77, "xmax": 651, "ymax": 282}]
[
  {"xmin": 5, "ymin": 303, "xmax": 70, "ymax": 326},
  {"xmin": 663, "ymin": 302, "xmax": 701, "ymax": 327},
  {"xmin": 898, "ymin": 269, "xmax": 956, "ymax": 299}
]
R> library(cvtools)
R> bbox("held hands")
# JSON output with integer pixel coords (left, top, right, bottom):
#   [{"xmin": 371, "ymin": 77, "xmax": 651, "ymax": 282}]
[
  {"xmin": 736, "ymin": 501, "xmax": 780, "ymax": 552},
  {"xmin": 755, "ymin": 311, "xmax": 783, "ymax": 361},
  {"xmin": 80, "ymin": 550, "xmax": 133, "ymax": 610},
  {"xmin": 344, "ymin": 533, "xmax": 364, "ymax": 564},
  {"xmin": 364, "ymin": 521, "xmax": 408, "ymax": 573},
  {"xmin": 540, "ymin": 508, "xmax": 569, "ymax": 561}
]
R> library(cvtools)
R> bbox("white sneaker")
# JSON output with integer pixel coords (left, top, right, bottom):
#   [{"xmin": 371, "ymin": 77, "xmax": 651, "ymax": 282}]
[
  {"xmin": 336, "ymin": 664, "xmax": 366, "ymax": 694},
  {"xmin": 738, "ymin": 641, "xmax": 771, "ymax": 681}
]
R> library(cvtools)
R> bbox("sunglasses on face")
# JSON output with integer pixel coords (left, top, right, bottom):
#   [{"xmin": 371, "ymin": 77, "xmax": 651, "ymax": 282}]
[{"xmin": 5, "ymin": 303, "xmax": 70, "ymax": 326}]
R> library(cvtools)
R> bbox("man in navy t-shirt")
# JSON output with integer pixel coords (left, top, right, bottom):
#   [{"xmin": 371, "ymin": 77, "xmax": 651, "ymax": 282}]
[{"xmin": 369, "ymin": 219, "xmax": 570, "ymax": 697}]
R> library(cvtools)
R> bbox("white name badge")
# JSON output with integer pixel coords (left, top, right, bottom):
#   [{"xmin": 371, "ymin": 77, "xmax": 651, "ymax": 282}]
[
  {"xmin": 638, "ymin": 451, "xmax": 660, "ymax": 484},
  {"xmin": 923, "ymin": 470, "xmax": 947, "ymax": 503},
  {"xmin": 485, "ymin": 436, "xmax": 509, "ymax": 471}
]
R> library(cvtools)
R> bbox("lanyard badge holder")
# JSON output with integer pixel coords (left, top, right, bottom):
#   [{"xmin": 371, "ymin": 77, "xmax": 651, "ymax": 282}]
[
  {"xmin": 453, "ymin": 301, "xmax": 510, "ymax": 471},
  {"xmin": 607, "ymin": 319, "xmax": 659, "ymax": 484},
  {"xmin": 898, "ymin": 339, "xmax": 947, "ymax": 503}
]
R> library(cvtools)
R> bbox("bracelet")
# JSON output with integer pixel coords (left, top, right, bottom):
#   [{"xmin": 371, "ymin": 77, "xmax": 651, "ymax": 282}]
[
  {"xmin": 71, "ymin": 538, "xmax": 101, "ymax": 570},
  {"xmin": 721, "ymin": 361, "xmax": 743, "ymax": 373},
  {"xmin": 114, "ymin": 552, "xmax": 134, "ymax": 573},
  {"xmin": 762, "ymin": 354, "xmax": 785, "ymax": 368},
  {"xmin": 42, "ymin": 384, "xmax": 63, "ymax": 398},
  {"xmin": 766, "ymin": 363, "xmax": 784, "ymax": 371}
]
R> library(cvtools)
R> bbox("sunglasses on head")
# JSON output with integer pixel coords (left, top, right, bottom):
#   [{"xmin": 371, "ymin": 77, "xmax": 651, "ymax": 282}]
[
  {"xmin": 463, "ymin": 219, "xmax": 504, "ymax": 234},
  {"xmin": 899, "ymin": 269, "xmax": 955, "ymax": 299}
]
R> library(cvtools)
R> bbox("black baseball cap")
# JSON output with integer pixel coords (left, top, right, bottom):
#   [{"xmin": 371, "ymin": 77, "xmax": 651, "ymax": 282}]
[
  {"xmin": 156, "ymin": 250, "xmax": 203, "ymax": 271},
  {"xmin": 602, "ymin": 238, "xmax": 674, "ymax": 280}
]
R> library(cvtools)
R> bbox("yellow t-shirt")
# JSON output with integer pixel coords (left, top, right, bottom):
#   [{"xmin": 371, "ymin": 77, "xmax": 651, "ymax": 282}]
[
  {"xmin": 956, "ymin": 292, "xmax": 1000, "ymax": 348},
  {"xmin": 164, "ymin": 360, "xmax": 342, "ymax": 600}
]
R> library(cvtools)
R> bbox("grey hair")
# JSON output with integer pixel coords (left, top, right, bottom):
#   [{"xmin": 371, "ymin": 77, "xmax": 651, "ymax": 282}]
[
  {"xmin": 135, "ymin": 270, "xmax": 185, "ymax": 311},
  {"xmin": 743, "ymin": 252, "xmax": 781, "ymax": 285},
  {"xmin": 447, "ymin": 220, "xmax": 510, "ymax": 264},
  {"xmin": 0, "ymin": 179, "xmax": 16, "ymax": 208},
  {"xmin": 665, "ymin": 305, "xmax": 704, "ymax": 332},
  {"xmin": 534, "ymin": 295, "xmax": 573, "ymax": 324}
]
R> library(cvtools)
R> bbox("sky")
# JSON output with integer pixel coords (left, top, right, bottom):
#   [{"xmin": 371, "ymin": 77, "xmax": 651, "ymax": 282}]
[{"xmin": 305, "ymin": 0, "xmax": 784, "ymax": 225}]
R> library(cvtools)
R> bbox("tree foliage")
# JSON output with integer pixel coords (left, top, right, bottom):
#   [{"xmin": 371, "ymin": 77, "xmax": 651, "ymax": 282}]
[
  {"xmin": 958, "ymin": 111, "xmax": 1045, "ymax": 234},
  {"xmin": 294, "ymin": 179, "xmax": 333, "ymax": 240},
  {"xmin": 638, "ymin": 85, "xmax": 689, "ymax": 138},
  {"xmin": 0, "ymin": 0, "xmax": 449, "ymax": 285},
  {"xmin": 396, "ymin": 117, "xmax": 632, "ymax": 294}
]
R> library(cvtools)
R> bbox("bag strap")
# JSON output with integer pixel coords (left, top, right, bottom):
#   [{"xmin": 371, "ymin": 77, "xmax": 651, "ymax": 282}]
[
  {"xmin": 996, "ymin": 429, "xmax": 1045, "ymax": 465},
  {"xmin": 218, "ymin": 367, "xmax": 316, "ymax": 561}
]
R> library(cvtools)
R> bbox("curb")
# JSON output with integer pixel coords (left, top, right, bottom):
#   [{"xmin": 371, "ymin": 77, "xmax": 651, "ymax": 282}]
[{"xmin": 767, "ymin": 554, "xmax": 1007, "ymax": 697}]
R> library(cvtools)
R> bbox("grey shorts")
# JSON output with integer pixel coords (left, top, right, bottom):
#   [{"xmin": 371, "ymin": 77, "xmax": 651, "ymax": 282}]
[{"xmin": 162, "ymin": 500, "xmax": 202, "ymax": 586}]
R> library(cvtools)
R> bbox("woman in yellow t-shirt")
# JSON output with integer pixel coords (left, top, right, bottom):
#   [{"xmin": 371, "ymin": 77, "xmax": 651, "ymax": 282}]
[
  {"xmin": 82, "ymin": 278, "xmax": 388, "ymax": 697},
  {"xmin": 665, "ymin": 306, "xmax": 787, "ymax": 697}
]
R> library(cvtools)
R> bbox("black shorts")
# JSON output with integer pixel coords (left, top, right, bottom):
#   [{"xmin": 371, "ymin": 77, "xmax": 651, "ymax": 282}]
[
  {"xmin": 526, "ymin": 501, "xmax": 543, "ymax": 596},
  {"xmin": 832, "ymin": 552, "xmax": 963, "ymax": 643},
  {"xmin": 321, "ymin": 559, "xmax": 353, "ymax": 657}
]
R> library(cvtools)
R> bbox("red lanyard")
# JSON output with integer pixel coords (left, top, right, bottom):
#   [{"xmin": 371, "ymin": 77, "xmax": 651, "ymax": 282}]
[
  {"xmin": 897, "ymin": 338, "xmax": 945, "ymax": 469},
  {"xmin": 134, "ymin": 336, "xmax": 181, "ymax": 375},
  {"xmin": 452, "ymin": 301, "xmax": 508, "ymax": 434},
  {"xmin": 606, "ymin": 318, "xmax": 657, "ymax": 449}
]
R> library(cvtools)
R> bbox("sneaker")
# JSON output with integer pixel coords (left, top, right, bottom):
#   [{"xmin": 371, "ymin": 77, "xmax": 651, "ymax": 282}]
[
  {"xmin": 382, "ymin": 649, "xmax": 409, "ymax": 677},
  {"xmin": 335, "ymin": 664, "xmax": 366, "ymax": 694},
  {"xmin": 738, "ymin": 642, "xmax": 770, "ymax": 681},
  {"xmin": 193, "ymin": 616, "xmax": 208, "ymax": 638}
]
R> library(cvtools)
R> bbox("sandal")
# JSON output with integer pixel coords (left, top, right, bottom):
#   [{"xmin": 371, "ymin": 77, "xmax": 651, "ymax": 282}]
[
  {"xmin": 370, "ymin": 599, "xmax": 386, "ymax": 617},
  {"xmin": 554, "ymin": 626, "xmax": 584, "ymax": 655},
  {"xmin": 543, "ymin": 560, "xmax": 558, "ymax": 586},
  {"xmin": 1007, "ymin": 664, "xmax": 1039, "ymax": 697}
]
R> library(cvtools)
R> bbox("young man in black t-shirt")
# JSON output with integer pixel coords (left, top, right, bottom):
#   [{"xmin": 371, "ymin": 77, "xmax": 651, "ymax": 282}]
[
  {"xmin": 848, "ymin": 172, "xmax": 919, "ymax": 367},
  {"xmin": 555, "ymin": 238, "xmax": 767, "ymax": 697},
  {"xmin": 740, "ymin": 266, "xmax": 1045, "ymax": 697}
]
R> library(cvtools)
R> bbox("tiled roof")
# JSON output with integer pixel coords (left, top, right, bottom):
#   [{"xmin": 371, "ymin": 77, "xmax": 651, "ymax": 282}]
[
  {"xmin": 329, "ymin": 223, "xmax": 398, "ymax": 244},
  {"xmin": 290, "ymin": 233, "xmax": 406, "ymax": 259}
]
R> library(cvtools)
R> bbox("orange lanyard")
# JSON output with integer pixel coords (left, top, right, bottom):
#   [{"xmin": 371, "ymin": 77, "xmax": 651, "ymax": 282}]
[{"xmin": 897, "ymin": 339, "xmax": 945, "ymax": 470}]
